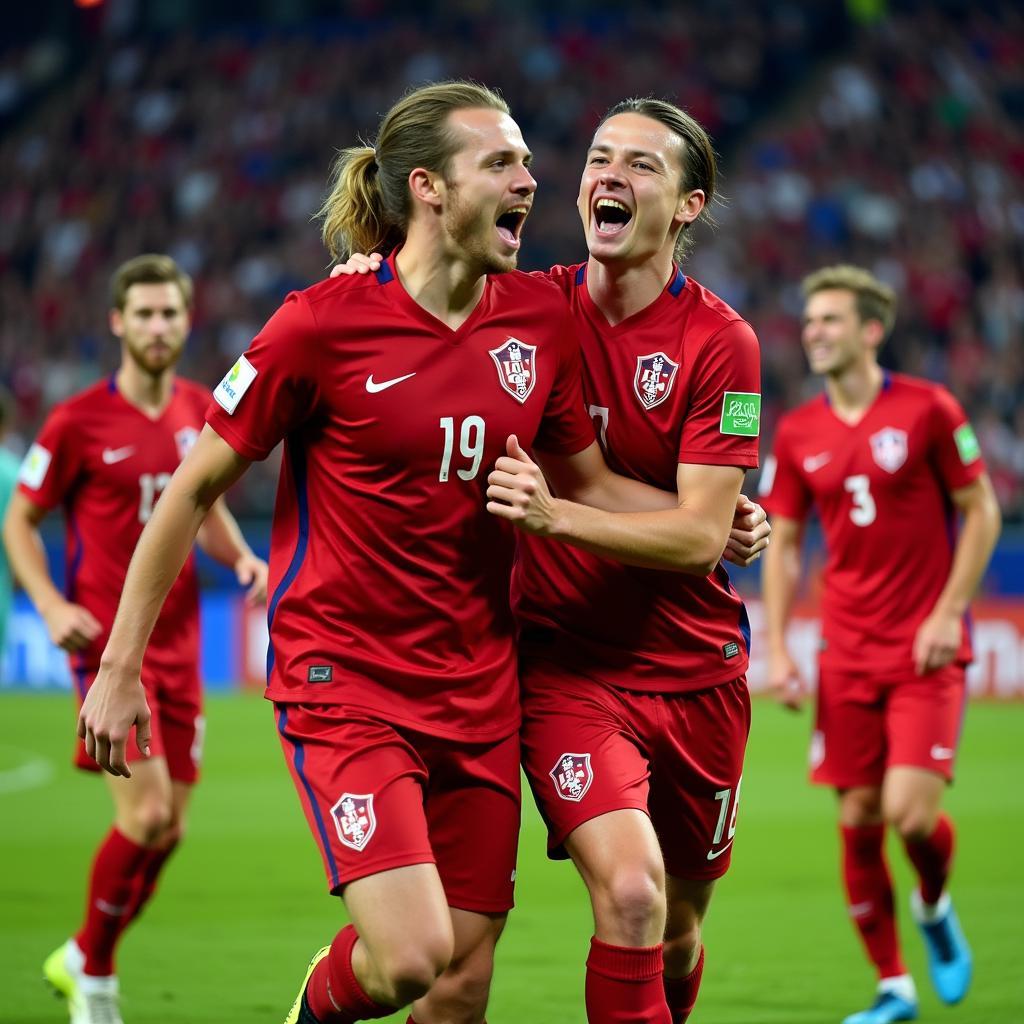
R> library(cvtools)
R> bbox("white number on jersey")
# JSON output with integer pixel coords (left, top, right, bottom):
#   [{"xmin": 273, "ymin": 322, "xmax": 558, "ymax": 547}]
[
  {"xmin": 138, "ymin": 472, "xmax": 172, "ymax": 523},
  {"xmin": 712, "ymin": 777, "xmax": 742, "ymax": 844},
  {"xmin": 843, "ymin": 474, "xmax": 877, "ymax": 527},
  {"xmin": 588, "ymin": 404, "xmax": 609, "ymax": 451},
  {"xmin": 439, "ymin": 416, "xmax": 486, "ymax": 482}
]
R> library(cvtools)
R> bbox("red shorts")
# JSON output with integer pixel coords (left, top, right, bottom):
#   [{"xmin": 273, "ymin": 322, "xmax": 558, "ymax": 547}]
[
  {"xmin": 275, "ymin": 703, "xmax": 520, "ymax": 913},
  {"xmin": 810, "ymin": 664, "xmax": 968, "ymax": 788},
  {"xmin": 71, "ymin": 661, "xmax": 203, "ymax": 784},
  {"xmin": 520, "ymin": 659, "xmax": 751, "ymax": 881}
]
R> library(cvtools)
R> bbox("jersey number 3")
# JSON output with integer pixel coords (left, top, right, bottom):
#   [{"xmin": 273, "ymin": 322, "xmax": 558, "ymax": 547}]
[{"xmin": 843, "ymin": 474, "xmax": 877, "ymax": 527}]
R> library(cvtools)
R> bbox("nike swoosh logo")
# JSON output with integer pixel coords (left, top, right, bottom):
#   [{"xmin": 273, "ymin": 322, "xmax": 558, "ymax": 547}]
[
  {"xmin": 102, "ymin": 446, "xmax": 135, "ymax": 465},
  {"xmin": 366, "ymin": 372, "xmax": 416, "ymax": 393},
  {"xmin": 803, "ymin": 452, "xmax": 831, "ymax": 473},
  {"xmin": 706, "ymin": 839, "xmax": 734, "ymax": 861},
  {"xmin": 930, "ymin": 744, "xmax": 955, "ymax": 760}
]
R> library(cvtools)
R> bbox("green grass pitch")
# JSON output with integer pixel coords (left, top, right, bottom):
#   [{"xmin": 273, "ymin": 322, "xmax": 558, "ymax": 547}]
[{"xmin": 1, "ymin": 693, "xmax": 1021, "ymax": 1023}]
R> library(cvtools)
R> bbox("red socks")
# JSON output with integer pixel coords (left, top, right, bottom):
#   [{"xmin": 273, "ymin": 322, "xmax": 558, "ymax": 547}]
[
  {"xmin": 306, "ymin": 925, "xmax": 395, "ymax": 1023},
  {"xmin": 840, "ymin": 824, "xmax": 906, "ymax": 979},
  {"xmin": 663, "ymin": 945, "xmax": 704, "ymax": 1024},
  {"xmin": 585, "ymin": 938, "xmax": 672, "ymax": 1024},
  {"xmin": 74, "ymin": 828, "xmax": 151, "ymax": 976},
  {"xmin": 903, "ymin": 814, "xmax": 954, "ymax": 905}
]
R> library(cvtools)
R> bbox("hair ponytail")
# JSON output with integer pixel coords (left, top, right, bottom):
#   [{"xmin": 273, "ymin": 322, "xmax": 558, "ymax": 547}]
[{"xmin": 319, "ymin": 146, "xmax": 400, "ymax": 260}]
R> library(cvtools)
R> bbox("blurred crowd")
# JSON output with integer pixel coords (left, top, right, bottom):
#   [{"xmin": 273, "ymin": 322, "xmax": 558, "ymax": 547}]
[{"xmin": 1, "ymin": 1, "xmax": 1021, "ymax": 517}]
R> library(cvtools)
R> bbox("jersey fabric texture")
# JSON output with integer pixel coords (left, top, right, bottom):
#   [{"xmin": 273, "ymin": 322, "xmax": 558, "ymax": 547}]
[
  {"xmin": 206, "ymin": 255, "xmax": 594, "ymax": 742},
  {"xmin": 513, "ymin": 263, "xmax": 761, "ymax": 693},
  {"xmin": 17, "ymin": 375, "xmax": 207, "ymax": 673},
  {"xmin": 761, "ymin": 372, "xmax": 985, "ymax": 672}
]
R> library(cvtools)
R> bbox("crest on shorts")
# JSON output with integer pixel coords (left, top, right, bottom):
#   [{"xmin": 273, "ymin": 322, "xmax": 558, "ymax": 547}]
[
  {"xmin": 549, "ymin": 753, "xmax": 593, "ymax": 803},
  {"xmin": 331, "ymin": 793, "xmax": 376, "ymax": 852},
  {"xmin": 489, "ymin": 337, "xmax": 537, "ymax": 404},
  {"xmin": 175, "ymin": 426, "xmax": 200, "ymax": 462},
  {"xmin": 869, "ymin": 427, "xmax": 908, "ymax": 474},
  {"xmin": 634, "ymin": 352, "xmax": 679, "ymax": 410}
]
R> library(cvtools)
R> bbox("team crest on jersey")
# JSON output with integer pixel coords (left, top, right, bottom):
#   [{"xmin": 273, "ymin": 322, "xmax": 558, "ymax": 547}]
[
  {"xmin": 175, "ymin": 427, "xmax": 199, "ymax": 461},
  {"xmin": 869, "ymin": 427, "xmax": 908, "ymax": 473},
  {"xmin": 331, "ymin": 793, "xmax": 376, "ymax": 852},
  {"xmin": 633, "ymin": 352, "xmax": 679, "ymax": 410},
  {"xmin": 489, "ymin": 337, "xmax": 537, "ymax": 404},
  {"xmin": 549, "ymin": 753, "xmax": 593, "ymax": 803}
]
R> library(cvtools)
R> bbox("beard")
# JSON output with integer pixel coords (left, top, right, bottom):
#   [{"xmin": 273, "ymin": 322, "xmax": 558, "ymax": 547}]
[
  {"xmin": 445, "ymin": 185, "xmax": 518, "ymax": 276},
  {"xmin": 124, "ymin": 336, "xmax": 183, "ymax": 377}
]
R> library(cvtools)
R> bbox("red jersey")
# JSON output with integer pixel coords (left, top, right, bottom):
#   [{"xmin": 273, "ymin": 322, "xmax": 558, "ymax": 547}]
[
  {"xmin": 760, "ymin": 372, "xmax": 985, "ymax": 672},
  {"xmin": 512, "ymin": 264, "xmax": 761, "ymax": 693},
  {"xmin": 17, "ymin": 375, "xmax": 206, "ymax": 671},
  {"xmin": 206, "ymin": 255, "xmax": 594, "ymax": 742}
]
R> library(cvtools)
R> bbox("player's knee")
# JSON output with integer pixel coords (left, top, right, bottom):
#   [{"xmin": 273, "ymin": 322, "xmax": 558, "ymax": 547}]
[
  {"xmin": 377, "ymin": 941, "xmax": 451, "ymax": 1005},
  {"xmin": 428, "ymin": 956, "xmax": 494, "ymax": 1024},
  {"xmin": 597, "ymin": 867, "xmax": 665, "ymax": 936},
  {"xmin": 129, "ymin": 800, "xmax": 175, "ymax": 845},
  {"xmin": 663, "ymin": 923, "xmax": 702, "ymax": 975},
  {"xmin": 888, "ymin": 805, "xmax": 936, "ymax": 843}
]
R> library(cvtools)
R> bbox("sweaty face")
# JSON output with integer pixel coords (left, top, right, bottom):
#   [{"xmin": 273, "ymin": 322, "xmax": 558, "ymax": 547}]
[
  {"xmin": 578, "ymin": 112, "xmax": 694, "ymax": 267},
  {"xmin": 112, "ymin": 282, "xmax": 190, "ymax": 377},
  {"xmin": 801, "ymin": 289, "xmax": 872, "ymax": 376},
  {"xmin": 440, "ymin": 109, "xmax": 536, "ymax": 275}
]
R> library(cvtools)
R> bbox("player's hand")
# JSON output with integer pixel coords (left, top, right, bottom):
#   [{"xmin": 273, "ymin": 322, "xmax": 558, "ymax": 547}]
[
  {"xmin": 768, "ymin": 649, "xmax": 807, "ymax": 711},
  {"xmin": 41, "ymin": 599, "xmax": 103, "ymax": 652},
  {"xmin": 912, "ymin": 606, "xmax": 962, "ymax": 675},
  {"xmin": 724, "ymin": 495, "xmax": 770, "ymax": 567},
  {"xmin": 235, "ymin": 553, "xmax": 269, "ymax": 607},
  {"xmin": 77, "ymin": 662, "xmax": 152, "ymax": 777},
  {"xmin": 329, "ymin": 252, "xmax": 384, "ymax": 277},
  {"xmin": 486, "ymin": 435, "xmax": 559, "ymax": 535}
]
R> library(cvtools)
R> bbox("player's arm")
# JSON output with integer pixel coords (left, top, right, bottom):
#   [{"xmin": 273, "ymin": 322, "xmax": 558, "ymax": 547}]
[
  {"xmin": 912, "ymin": 472, "xmax": 1001, "ymax": 675},
  {"xmin": 78, "ymin": 426, "xmax": 251, "ymax": 777},
  {"xmin": 2, "ymin": 491, "xmax": 103, "ymax": 651},
  {"xmin": 761, "ymin": 512, "xmax": 808, "ymax": 710},
  {"xmin": 195, "ymin": 497, "xmax": 268, "ymax": 606},
  {"xmin": 487, "ymin": 435, "xmax": 745, "ymax": 575}
]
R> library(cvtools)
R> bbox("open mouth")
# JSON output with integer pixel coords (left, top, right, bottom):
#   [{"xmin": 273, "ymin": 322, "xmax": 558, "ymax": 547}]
[
  {"xmin": 593, "ymin": 197, "xmax": 632, "ymax": 236},
  {"xmin": 496, "ymin": 205, "xmax": 529, "ymax": 248}
]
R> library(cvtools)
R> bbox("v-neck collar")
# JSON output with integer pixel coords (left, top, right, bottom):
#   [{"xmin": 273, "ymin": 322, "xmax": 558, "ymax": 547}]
[
  {"xmin": 823, "ymin": 370, "xmax": 892, "ymax": 429},
  {"xmin": 576, "ymin": 262, "xmax": 688, "ymax": 334},
  {"xmin": 375, "ymin": 251, "xmax": 493, "ymax": 345},
  {"xmin": 108, "ymin": 372, "xmax": 177, "ymax": 423}
]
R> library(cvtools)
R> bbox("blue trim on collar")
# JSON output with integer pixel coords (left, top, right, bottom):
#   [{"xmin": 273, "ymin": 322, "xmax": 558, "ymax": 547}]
[
  {"xmin": 574, "ymin": 265, "xmax": 586, "ymax": 286},
  {"xmin": 108, "ymin": 374, "xmax": 117, "ymax": 393},
  {"xmin": 668, "ymin": 267, "xmax": 687, "ymax": 297},
  {"xmin": 375, "ymin": 260, "xmax": 395, "ymax": 285}
]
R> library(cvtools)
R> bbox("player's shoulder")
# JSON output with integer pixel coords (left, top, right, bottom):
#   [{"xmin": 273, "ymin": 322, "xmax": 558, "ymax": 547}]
[
  {"xmin": 489, "ymin": 268, "xmax": 572, "ymax": 310},
  {"xmin": 682, "ymin": 275, "xmax": 750, "ymax": 329},
  {"xmin": 293, "ymin": 270, "xmax": 388, "ymax": 328},
  {"xmin": 47, "ymin": 377, "xmax": 116, "ymax": 419},
  {"xmin": 886, "ymin": 371, "xmax": 958, "ymax": 409}
]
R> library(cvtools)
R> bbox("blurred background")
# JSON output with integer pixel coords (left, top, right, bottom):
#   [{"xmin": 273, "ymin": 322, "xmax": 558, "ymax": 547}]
[{"xmin": 2, "ymin": 0, "xmax": 1023, "ymax": 693}]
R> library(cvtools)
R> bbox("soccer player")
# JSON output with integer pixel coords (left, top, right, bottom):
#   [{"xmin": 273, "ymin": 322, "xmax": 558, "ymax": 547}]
[
  {"xmin": 337, "ymin": 98, "xmax": 763, "ymax": 1024},
  {"xmin": 3, "ymin": 254, "xmax": 268, "ymax": 1024},
  {"xmin": 759, "ymin": 265, "xmax": 1001, "ymax": 1024},
  {"xmin": 64, "ymin": 83, "xmax": 649, "ymax": 1024}
]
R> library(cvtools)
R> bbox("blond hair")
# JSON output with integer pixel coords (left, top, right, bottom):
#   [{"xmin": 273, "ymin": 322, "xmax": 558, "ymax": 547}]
[
  {"xmin": 110, "ymin": 254, "xmax": 193, "ymax": 310},
  {"xmin": 801, "ymin": 264, "xmax": 897, "ymax": 335},
  {"xmin": 318, "ymin": 81, "xmax": 510, "ymax": 260}
]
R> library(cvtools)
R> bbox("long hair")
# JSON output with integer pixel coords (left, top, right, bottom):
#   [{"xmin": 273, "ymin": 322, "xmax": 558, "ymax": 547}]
[
  {"xmin": 319, "ymin": 81, "xmax": 509, "ymax": 260},
  {"xmin": 599, "ymin": 98, "xmax": 719, "ymax": 260}
]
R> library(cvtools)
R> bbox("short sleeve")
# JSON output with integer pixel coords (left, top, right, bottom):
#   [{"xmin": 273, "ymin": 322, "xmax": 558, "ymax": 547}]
[
  {"xmin": 928, "ymin": 386, "xmax": 986, "ymax": 492},
  {"xmin": 677, "ymin": 320, "xmax": 761, "ymax": 469},
  {"xmin": 206, "ymin": 292, "xmax": 322, "ymax": 461},
  {"xmin": 759, "ymin": 417, "xmax": 813, "ymax": 521},
  {"xmin": 533, "ymin": 305, "xmax": 596, "ymax": 456},
  {"xmin": 16, "ymin": 405, "xmax": 82, "ymax": 511}
]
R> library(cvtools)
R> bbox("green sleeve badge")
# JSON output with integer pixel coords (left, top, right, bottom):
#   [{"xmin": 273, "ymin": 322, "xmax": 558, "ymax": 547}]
[
  {"xmin": 720, "ymin": 392, "xmax": 761, "ymax": 437},
  {"xmin": 953, "ymin": 422, "xmax": 980, "ymax": 465}
]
